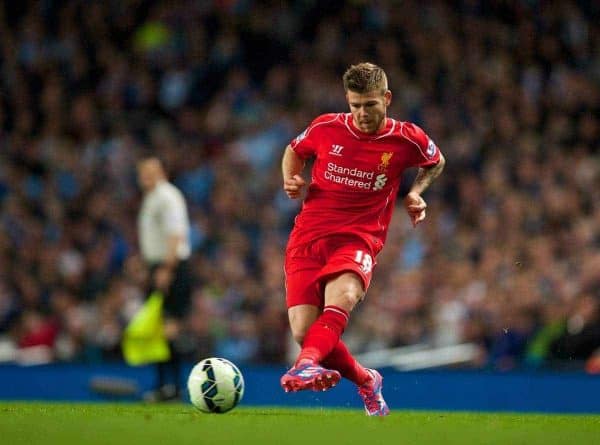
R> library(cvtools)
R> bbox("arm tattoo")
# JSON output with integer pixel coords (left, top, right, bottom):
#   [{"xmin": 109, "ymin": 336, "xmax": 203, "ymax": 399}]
[{"xmin": 410, "ymin": 157, "xmax": 445, "ymax": 195}]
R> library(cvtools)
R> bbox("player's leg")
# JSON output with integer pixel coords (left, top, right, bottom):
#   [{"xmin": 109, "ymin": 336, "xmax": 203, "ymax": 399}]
[
  {"xmin": 284, "ymin": 271, "xmax": 373, "ymax": 395},
  {"xmin": 315, "ymin": 269, "xmax": 370, "ymax": 384},
  {"xmin": 280, "ymin": 303, "xmax": 341, "ymax": 392},
  {"xmin": 294, "ymin": 235, "xmax": 374, "ymax": 365},
  {"xmin": 280, "ymin": 244, "xmax": 341, "ymax": 392},
  {"xmin": 322, "ymin": 340, "xmax": 370, "ymax": 387},
  {"xmin": 287, "ymin": 303, "xmax": 319, "ymax": 346},
  {"xmin": 322, "ymin": 341, "xmax": 388, "ymax": 415},
  {"xmin": 294, "ymin": 272, "xmax": 364, "ymax": 365},
  {"xmin": 295, "ymin": 239, "xmax": 389, "ymax": 415},
  {"xmin": 142, "ymin": 264, "xmax": 170, "ymax": 401},
  {"xmin": 145, "ymin": 260, "xmax": 191, "ymax": 402},
  {"xmin": 326, "ymin": 274, "xmax": 389, "ymax": 415}
]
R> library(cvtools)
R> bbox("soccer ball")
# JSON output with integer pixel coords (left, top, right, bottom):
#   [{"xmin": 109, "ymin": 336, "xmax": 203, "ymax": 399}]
[{"xmin": 187, "ymin": 357, "xmax": 245, "ymax": 413}]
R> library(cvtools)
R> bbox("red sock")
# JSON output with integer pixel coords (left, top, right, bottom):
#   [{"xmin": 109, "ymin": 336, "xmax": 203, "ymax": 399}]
[
  {"xmin": 296, "ymin": 305, "xmax": 349, "ymax": 365},
  {"xmin": 322, "ymin": 340, "xmax": 370, "ymax": 386}
]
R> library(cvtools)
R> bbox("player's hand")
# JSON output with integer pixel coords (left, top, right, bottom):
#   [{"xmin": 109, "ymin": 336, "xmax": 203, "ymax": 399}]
[
  {"xmin": 283, "ymin": 174, "xmax": 306, "ymax": 199},
  {"xmin": 404, "ymin": 192, "xmax": 427, "ymax": 227}
]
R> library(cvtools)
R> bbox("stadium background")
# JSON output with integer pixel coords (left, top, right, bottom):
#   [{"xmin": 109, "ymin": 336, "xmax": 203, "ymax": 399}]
[{"xmin": 0, "ymin": 0, "xmax": 599, "ymax": 406}]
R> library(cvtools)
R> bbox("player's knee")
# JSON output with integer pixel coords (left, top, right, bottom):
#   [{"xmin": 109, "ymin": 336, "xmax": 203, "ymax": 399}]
[
  {"xmin": 344, "ymin": 290, "xmax": 363, "ymax": 309},
  {"xmin": 324, "ymin": 273, "xmax": 365, "ymax": 312},
  {"xmin": 332, "ymin": 289, "xmax": 364, "ymax": 312}
]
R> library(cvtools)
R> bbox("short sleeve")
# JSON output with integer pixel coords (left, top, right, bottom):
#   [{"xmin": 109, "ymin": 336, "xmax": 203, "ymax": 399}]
[
  {"xmin": 160, "ymin": 189, "xmax": 188, "ymax": 236},
  {"xmin": 289, "ymin": 114, "xmax": 336, "ymax": 159},
  {"xmin": 401, "ymin": 122, "xmax": 441, "ymax": 168}
]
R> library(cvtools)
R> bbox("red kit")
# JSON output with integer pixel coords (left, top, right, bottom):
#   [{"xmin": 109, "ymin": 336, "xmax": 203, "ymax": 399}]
[{"xmin": 285, "ymin": 113, "xmax": 442, "ymax": 307}]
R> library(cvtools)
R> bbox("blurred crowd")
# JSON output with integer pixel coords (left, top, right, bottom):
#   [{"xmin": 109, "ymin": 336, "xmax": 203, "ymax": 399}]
[{"xmin": 0, "ymin": 0, "xmax": 599, "ymax": 371}]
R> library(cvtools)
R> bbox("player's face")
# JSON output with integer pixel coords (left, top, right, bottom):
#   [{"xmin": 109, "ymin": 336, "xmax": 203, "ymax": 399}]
[
  {"xmin": 346, "ymin": 89, "xmax": 391, "ymax": 134},
  {"xmin": 137, "ymin": 167, "xmax": 154, "ymax": 192},
  {"xmin": 137, "ymin": 163, "xmax": 159, "ymax": 192}
]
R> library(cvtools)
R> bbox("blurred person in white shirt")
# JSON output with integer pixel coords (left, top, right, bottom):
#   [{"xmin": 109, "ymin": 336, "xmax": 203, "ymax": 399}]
[{"xmin": 137, "ymin": 157, "xmax": 192, "ymax": 401}]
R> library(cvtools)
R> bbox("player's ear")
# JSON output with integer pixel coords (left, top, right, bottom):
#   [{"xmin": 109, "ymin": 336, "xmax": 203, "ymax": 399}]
[{"xmin": 384, "ymin": 90, "xmax": 392, "ymax": 106}]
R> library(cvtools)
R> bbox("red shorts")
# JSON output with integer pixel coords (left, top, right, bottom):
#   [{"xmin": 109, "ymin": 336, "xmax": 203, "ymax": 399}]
[{"xmin": 284, "ymin": 235, "xmax": 377, "ymax": 308}]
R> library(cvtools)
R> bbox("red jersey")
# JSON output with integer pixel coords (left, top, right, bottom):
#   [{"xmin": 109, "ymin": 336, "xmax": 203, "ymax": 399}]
[{"xmin": 288, "ymin": 113, "xmax": 441, "ymax": 254}]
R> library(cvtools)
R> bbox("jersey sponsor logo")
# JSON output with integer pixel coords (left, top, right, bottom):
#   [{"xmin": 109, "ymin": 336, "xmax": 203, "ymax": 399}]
[
  {"xmin": 373, "ymin": 174, "xmax": 388, "ymax": 191},
  {"xmin": 426, "ymin": 138, "xmax": 437, "ymax": 158},
  {"xmin": 329, "ymin": 144, "xmax": 344, "ymax": 156},
  {"xmin": 323, "ymin": 162, "xmax": 391, "ymax": 191},
  {"xmin": 324, "ymin": 162, "xmax": 373, "ymax": 190},
  {"xmin": 326, "ymin": 162, "xmax": 373, "ymax": 179},
  {"xmin": 378, "ymin": 152, "xmax": 393, "ymax": 171}
]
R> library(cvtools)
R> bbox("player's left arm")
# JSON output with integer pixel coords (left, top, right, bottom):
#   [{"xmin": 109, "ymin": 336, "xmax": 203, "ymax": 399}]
[
  {"xmin": 409, "ymin": 153, "xmax": 446, "ymax": 196},
  {"xmin": 405, "ymin": 153, "xmax": 445, "ymax": 227},
  {"xmin": 401, "ymin": 123, "xmax": 446, "ymax": 227}
]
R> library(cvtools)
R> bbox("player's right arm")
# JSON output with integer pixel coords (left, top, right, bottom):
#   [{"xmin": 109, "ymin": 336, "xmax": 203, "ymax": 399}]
[
  {"xmin": 283, "ymin": 114, "xmax": 336, "ymax": 199},
  {"xmin": 281, "ymin": 145, "xmax": 306, "ymax": 199}
]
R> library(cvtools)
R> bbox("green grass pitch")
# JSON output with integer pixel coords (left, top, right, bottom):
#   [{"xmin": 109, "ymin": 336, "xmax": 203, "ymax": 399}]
[{"xmin": 1, "ymin": 402, "xmax": 598, "ymax": 445}]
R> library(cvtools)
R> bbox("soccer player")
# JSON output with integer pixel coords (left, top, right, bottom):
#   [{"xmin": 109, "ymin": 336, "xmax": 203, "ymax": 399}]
[
  {"xmin": 280, "ymin": 63, "xmax": 445, "ymax": 416},
  {"xmin": 137, "ymin": 157, "xmax": 192, "ymax": 401}
]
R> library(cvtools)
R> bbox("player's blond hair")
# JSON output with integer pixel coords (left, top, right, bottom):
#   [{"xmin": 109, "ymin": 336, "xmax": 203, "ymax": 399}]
[{"xmin": 342, "ymin": 63, "xmax": 388, "ymax": 94}]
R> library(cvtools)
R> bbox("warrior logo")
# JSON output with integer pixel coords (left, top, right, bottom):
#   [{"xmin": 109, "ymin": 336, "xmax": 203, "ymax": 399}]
[{"xmin": 329, "ymin": 144, "xmax": 344, "ymax": 156}]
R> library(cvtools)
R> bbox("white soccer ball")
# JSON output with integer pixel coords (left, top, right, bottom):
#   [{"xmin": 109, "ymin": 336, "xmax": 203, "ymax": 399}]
[{"xmin": 187, "ymin": 357, "xmax": 245, "ymax": 413}]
